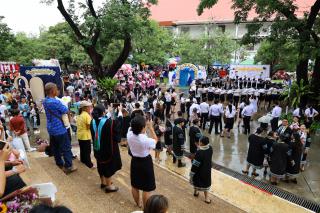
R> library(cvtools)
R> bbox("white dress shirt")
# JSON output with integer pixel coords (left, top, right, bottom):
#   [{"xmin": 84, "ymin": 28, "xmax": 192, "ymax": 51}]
[
  {"xmin": 165, "ymin": 92, "xmax": 172, "ymax": 102},
  {"xmin": 292, "ymin": 108, "xmax": 301, "ymax": 117},
  {"xmin": 272, "ymin": 106, "xmax": 282, "ymax": 118},
  {"xmin": 225, "ymin": 105, "xmax": 236, "ymax": 118},
  {"xmin": 210, "ymin": 104, "xmax": 224, "ymax": 116},
  {"xmin": 305, "ymin": 108, "xmax": 318, "ymax": 118},
  {"xmin": 242, "ymin": 105, "xmax": 255, "ymax": 117},
  {"xmin": 127, "ymin": 130, "xmax": 156, "ymax": 158},
  {"xmin": 200, "ymin": 102, "xmax": 210, "ymax": 114},
  {"xmin": 189, "ymin": 103, "xmax": 200, "ymax": 115}
]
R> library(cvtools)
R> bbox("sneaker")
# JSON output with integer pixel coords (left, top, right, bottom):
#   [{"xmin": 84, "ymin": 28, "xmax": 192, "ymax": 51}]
[
  {"xmin": 63, "ymin": 166, "xmax": 77, "ymax": 174},
  {"xmin": 27, "ymin": 148, "xmax": 37, "ymax": 152}
]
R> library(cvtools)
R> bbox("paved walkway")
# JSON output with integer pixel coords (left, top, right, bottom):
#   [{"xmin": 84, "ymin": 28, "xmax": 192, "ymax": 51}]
[{"xmin": 23, "ymin": 150, "xmax": 243, "ymax": 213}]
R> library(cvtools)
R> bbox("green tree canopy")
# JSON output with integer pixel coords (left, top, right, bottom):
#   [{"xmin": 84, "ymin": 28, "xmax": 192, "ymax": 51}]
[
  {"xmin": 42, "ymin": 0, "xmax": 158, "ymax": 78},
  {"xmin": 130, "ymin": 21, "xmax": 174, "ymax": 65},
  {"xmin": 197, "ymin": 0, "xmax": 320, "ymax": 84},
  {"xmin": 0, "ymin": 16, "xmax": 15, "ymax": 61}
]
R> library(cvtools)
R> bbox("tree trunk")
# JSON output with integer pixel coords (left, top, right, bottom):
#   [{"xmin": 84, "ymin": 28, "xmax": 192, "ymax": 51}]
[
  {"xmin": 107, "ymin": 36, "xmax": 132, "ymax": 78},
  {"xmin": 312, "ymin": 56, "xmax": 320, "ymax": 95},
  {"xmin": 64, "ymin": 62, "xmax": 69, "ymax": 73},
  {"xmin": 296, "ymin": 59, "xmax": 309, "ymax": 84},
  {"xmin": 86, "ymin": 46, "xmax": 104, "ymax": 79}
]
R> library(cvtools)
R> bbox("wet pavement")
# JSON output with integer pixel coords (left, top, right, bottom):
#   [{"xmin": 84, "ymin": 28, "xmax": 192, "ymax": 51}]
[
  {"xmin": 183, "ymin": 119, "xmax": 320, "ymax": 204},
  {"xmin": 34, "ymin": 110, "xmax": 320, "ymax": 205}
]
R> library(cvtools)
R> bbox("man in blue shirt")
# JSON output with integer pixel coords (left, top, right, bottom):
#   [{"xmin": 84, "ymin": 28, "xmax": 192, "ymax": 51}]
[{"xmin": 43, "ymin": 83, "xmax": 77, "ymax": 174}]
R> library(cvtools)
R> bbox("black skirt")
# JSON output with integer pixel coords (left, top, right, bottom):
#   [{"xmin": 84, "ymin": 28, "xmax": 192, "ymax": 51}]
[
  {"xmin": 130, "ymin": 155, "xmax": 156, "ymax": 192},
  {"xmin": 225, "ymin": 118, "xmax": 234, "ymax": 129}
]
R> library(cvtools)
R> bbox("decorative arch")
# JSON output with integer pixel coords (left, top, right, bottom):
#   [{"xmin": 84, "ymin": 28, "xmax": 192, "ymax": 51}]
[
  {"xmin": 14, "ymin": 76, "xmax": 29, "ymax": 90},
  {"xmin": 29, "ymin": 77, "xmax": 45, "ymax": 105},
  {"xmin": 175, "ymin": 63, "xmax": 198, "ymax": 79}
]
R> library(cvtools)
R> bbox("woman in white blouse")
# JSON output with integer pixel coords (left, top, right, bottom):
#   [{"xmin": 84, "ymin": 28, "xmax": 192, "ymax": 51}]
[{"xmin": 127, "ymin": 115, "xmax": 157, "ymax": 208}]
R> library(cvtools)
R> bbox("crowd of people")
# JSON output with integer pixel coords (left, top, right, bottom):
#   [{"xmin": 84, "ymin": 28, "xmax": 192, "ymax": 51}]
[{"xmin": 0, "ymin": 69, "xmax": 319, "ymax": 212}]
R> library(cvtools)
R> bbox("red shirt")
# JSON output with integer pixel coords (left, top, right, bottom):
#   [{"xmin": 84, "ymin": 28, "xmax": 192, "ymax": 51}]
[{"xmin": 9, "ymin": 115, "xmax": 26, "ymax": 136}]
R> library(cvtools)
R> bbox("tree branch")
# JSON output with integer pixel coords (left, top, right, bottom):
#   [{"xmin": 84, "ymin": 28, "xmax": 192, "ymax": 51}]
[
  {"xmin": 87, "ymin": 0, "xmax": 97, "ymax": 18},
  {"xmin": 92, "ymin": 29, "xmax": 100, "ymax": 46},
  {"xmin": 311, "ymin": 31, "xmax": 319, "ymax": 43},
  {"xmin": 57, "ymin": 0, "xmax": 84, "ymax": 40},
  {"xmin": 307, "ymin": 0, "xmax": 320, "ymax": 29},
  {"xmin": 274, "ymin": 1, "xmax": 303, "ymax": 34},
  {"xmin": 108, "ymin": 34, "xmax": 132, "ymax": 77}
]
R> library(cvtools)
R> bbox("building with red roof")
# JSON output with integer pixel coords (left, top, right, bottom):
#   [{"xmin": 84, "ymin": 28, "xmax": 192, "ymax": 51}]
[{"xmin": 149, "ymin": 0, "xmax": 315, "ymax": 62}]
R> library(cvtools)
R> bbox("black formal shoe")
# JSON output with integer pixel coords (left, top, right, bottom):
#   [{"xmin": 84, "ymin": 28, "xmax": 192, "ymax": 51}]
[
  {"xmin": 252, "ymin": 172, "xmax": 259, "ymax": 177},
  {"xmin": 178, "ymin": 162, "xmax": 186, "ymax": 168}
]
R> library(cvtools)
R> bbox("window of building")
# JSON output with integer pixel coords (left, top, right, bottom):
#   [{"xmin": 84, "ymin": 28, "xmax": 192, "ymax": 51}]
[
  {"xmin": 218, "ymin": 25, "xmax": 226, "ymax": 33},
  {"xmin": 180, "ymin": 26, "xmax": 190, "ymax": 34}
]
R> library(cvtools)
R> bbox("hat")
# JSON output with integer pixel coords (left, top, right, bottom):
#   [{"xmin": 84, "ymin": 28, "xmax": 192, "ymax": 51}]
[{"xmin": 80, "ymin": 101, "xmax": 92, "ymax": 108}]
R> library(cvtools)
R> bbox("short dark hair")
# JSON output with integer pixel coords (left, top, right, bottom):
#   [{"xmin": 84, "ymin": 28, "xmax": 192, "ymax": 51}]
[
  {"xmin": 44, "ymin": 83, "xmax": 57, "ymax": 96},
  {"xmin": 135, "ymin": 102, "xmax": 140, "ymax": 109},
  {"xmin": 177, "ymin": 111, "xmax": 183, "ymax": 117},
  {"xmin": 144, "ymin": 195, "xmax": 169, "ymax": 213},
  {"xmin": 131, "ymin": 115, "xmax": 146, "ymax": 135},
  {"xmin": 200, "ymin": 136, "xmax": 210, "ymax": 145},
  {"xmin": 12, "ymin": 109, "xmax": 20, "ymax": 116},
  {"xmin": 192, "ymin": 119, "xmax": 199, "ymax": 125}
]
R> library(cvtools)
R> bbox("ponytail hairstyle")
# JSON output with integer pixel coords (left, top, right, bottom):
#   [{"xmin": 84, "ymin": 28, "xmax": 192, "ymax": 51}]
[
  {"xmin": 309, "ymin": 105, "xmax": 314, "ymax": 115},
  {"xmin": 228, "ymin": 103, "xmax": 232, "ymax": 114}
]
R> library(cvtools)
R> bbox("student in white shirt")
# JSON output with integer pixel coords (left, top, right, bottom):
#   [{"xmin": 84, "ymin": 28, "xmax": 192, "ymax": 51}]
[
  {"xmin": 199, "ymin": 98, "xmax": 210, "ymax": 130},
  {"xmin": 221, "ymin": 102, "xmax": 236, "ymax": 138},
  {"xmin": 241, "ymin": 101, "xmax": 255, "ymax": 135},
  {"xmin": 292, "ymin": 106, "xmax": 304, "ymax": 120},
  {"xmin": 127, "ymin": 115, "xmax": 157, "ymax": 208},
  {"xmin": 271, "ymin": 102, "xmax": 282, "ymax": 131},
  {"xmin": 305, "ymin": 105, "xmax": 319, "ymax": 128},
  {"xmin": 209, "ymin": 100, "xmax": 224, "ymax": 135},
  {"xmin": 164, "ymin": 92, "xmax": 172, "ymax": 116}
]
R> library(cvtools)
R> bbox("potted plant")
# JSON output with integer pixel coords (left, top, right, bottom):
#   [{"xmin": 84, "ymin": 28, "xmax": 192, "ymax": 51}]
[
  {"xmin": 282, "ymin": 79, "xmax": 313, "ymax": 108},
  {"xmin": 97, "ymin": 77, "xmax": 119, "ymax": 102}
]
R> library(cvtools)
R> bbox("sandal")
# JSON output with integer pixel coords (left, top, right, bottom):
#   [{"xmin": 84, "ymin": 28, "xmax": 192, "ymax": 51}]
[
  {"xmin": 193, "ymin": 192, "xmax": 199, "ymax": 197},
  {"xmin": 204, "ymin": 199, "xmax": 211, "ymax": 204},
  {"xmin": 105, "ymin": 186, "xmax": 119, "ymax": 193},
  {"xmin": 100, "ymin": 184, "xmax": 106, "ymax": 189}
]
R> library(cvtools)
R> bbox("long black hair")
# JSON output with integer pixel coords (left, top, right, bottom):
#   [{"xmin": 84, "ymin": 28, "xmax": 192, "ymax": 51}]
[{"xmin": 228, "ymin": 103, "xmax": 233, "ymax": 114}]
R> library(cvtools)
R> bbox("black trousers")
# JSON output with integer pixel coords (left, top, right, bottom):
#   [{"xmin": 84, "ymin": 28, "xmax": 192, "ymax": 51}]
[
  {"xmin": 233, "ymin": 96, "xmax": 240, "ymax": 106},
  {"xmin": 271, "ymin": 117, "xmax": 279, "ymax": 132},
  {"xmin": 165, "ymin": 102, "xmax": 171, "ymax": 116},
  {"xmin": 201, "ymin": 113, "xmax": 209, "ymax": 130},
  {"xmin": 79, "ymin": 140, "xmax": 94, "ymax": 168},
  {"xmin": 243, "ymin": 116, "xmax": 251, "ymax": 134},
  {"xmin": 209, "ymin": 115, "xmax": 220, "ymax": 134}
]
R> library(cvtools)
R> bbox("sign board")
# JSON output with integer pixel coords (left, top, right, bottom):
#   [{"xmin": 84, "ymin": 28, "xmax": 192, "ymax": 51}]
[
  {"xmin": 229, "ymin": 65, "xmax": 270, "ymax": 79},
  {"xmin": 19, "ymin": 66, "xmax": 63, "ymax": 92}
]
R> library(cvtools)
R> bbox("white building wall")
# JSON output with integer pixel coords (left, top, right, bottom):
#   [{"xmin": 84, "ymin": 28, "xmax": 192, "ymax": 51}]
[{"xmin": 170, "ymin": 22, "xmax": 271, "ymax": 62}]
